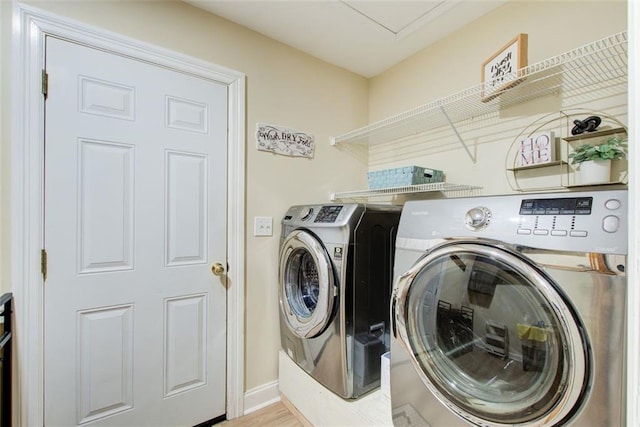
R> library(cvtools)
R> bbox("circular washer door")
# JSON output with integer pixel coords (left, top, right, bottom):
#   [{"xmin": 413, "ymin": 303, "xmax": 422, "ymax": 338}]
[
  {"xmin": 279, "ymin": 229, "xmax": 337, "ymax": 338},
  {"xmin": 393, "ymin": 241, "xmax": 590, "ymax": 426}
]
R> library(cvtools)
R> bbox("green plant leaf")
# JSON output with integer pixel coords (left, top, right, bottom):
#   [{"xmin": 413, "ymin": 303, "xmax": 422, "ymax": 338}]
[{"xmin": 569, "ymin": 135, "xmax": 627, "ymax": 164}]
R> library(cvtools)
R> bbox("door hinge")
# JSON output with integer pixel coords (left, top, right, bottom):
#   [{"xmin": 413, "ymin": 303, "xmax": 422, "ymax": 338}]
[
  {"xmin": 42, "ymin": 70, "xmax": 48, "ymax": 99},
  {"xmin": 41, "ymin": 249, "xmax": 48, "ymax": 281}
]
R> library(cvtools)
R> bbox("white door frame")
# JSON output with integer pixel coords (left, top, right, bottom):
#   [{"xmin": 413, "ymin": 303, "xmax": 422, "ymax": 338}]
[{"xmin": 11, "ymin": 4, "xmax": 246, "ymax": 425}]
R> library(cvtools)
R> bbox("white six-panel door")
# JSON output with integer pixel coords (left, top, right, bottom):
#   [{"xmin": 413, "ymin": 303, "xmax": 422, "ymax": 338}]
[{"xmin": 43, "ymin": 36, "xmax": 228, "ymax": 426}]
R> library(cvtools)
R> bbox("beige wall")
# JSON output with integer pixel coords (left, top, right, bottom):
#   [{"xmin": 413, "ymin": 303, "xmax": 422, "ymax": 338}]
[
  {"xmin": 371, "ymin": 0, "xmax": 627, "ymax": 119},
  {"xmin": 369, "ymin": 0, "xmax": 628, "ymax": 195},
  {"xmin": 1, "ymin": 0, "xmax": 369, "ymax": 392}
]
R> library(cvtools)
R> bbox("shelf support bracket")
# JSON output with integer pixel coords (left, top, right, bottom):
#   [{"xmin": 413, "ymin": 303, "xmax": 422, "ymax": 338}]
[{"xmin": 439, "ymin": 106, "xmax": 476, "ymax": 163}]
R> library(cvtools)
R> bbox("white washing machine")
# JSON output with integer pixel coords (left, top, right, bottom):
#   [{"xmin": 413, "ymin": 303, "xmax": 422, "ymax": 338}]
[
  {"xmin": 279, "ymin": 203, "xmax": 401, "ymax": 399},
  {"xmin": 390, "ymin": 189, "xmax": 627, "ymax": 426}
]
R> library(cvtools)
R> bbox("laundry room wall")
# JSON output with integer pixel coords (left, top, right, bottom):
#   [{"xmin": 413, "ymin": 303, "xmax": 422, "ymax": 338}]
[
  {"xmin": 367, "ymin": 0, "xmax": 628, "ymax": 196},
  {"xmin": 0, "ymin": 0, "xmax": 369, "ymax": 398}
]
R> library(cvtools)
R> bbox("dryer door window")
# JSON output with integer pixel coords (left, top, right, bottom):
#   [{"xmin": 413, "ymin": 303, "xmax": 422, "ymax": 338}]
[
  {"xmin": 393, "ymin": 241, "xmax": 589, "ymax": 426},
  {"xmin": 279, "ymin": 230, "xmax": 336, "ymax": 338}
]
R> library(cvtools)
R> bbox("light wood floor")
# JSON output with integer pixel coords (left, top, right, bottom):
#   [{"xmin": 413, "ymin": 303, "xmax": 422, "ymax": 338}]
[{"xmin": 220, "ymin": 396, "xmax": 312, "ymax": 427}]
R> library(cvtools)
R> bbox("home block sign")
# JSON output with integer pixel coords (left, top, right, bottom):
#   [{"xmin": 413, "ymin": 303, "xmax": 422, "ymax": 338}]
[
  {"xmin": 256, "ymin": 123, "xmax": 315, "ymax": 158},
  {"xmin": 517, "ymin": 131, "xmax": 555, "ymax": 167}
]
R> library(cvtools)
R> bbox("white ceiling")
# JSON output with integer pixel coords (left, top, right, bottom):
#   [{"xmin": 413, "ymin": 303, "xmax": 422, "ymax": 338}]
[{"xmin": 185, "ymin": 0, "xmax": 506, "ymax": 78}]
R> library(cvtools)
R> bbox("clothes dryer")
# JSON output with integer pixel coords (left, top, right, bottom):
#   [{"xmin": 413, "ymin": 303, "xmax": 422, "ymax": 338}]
[
  {"xmin": 390, "ymin": 189, "xmax": 627, "ymax": 426},
  {"xmin": 279, "ymin": 203, "xmax": 400, "ymax": 399}
]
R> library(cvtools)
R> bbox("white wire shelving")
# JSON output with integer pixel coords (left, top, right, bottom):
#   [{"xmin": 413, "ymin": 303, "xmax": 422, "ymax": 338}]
[
  {"xmin": 330, "ymin": 183, "xmax": 482, "ymax": 201},
  {"xmin": 329, "ymin": 31, "xmax": 627, "ymax": 201},
  {"xmin": 330, "ymin": 31, "xmax": 627, "ymax": 151}
]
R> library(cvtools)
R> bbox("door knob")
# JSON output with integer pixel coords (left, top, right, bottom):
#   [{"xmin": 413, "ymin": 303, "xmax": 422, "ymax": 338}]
[{"xmin": 211, "ymin": 263, "xmax": 225, "ymax": 276}]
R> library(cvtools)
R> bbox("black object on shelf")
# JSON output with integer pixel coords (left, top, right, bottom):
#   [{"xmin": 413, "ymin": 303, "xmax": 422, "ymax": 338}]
[{"xmin": 571, "ymin": 115, "xmax": 601, "ymax": 135}]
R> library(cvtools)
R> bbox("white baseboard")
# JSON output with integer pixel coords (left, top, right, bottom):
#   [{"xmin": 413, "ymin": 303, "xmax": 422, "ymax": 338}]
[{"xmin": 243, "ymin": 380, "xmax": 281, "ymax": 415}]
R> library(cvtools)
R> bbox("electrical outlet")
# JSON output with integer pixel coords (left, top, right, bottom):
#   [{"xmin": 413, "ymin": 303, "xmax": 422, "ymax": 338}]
[{"xmin": 254, "ymin": 216, "xmax": 273, "ymax": 236}]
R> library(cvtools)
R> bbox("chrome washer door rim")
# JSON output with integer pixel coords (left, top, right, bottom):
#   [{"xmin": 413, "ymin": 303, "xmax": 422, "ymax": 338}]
[
  {"xmin": 279, "ymin": 229, "xmax": 336, "ymax": 338},
  {"xmin": 393, "ymin": 241, "xmax": 589, "ymax": 427}
]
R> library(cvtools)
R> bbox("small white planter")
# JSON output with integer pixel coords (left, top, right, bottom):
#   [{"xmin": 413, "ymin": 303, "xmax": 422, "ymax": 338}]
[{"xmin": 578, "ymin": 159, "xmax": 611, "ymax": 185}]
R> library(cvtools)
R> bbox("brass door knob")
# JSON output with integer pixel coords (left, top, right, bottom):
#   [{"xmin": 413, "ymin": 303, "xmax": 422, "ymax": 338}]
[{"xmin": 211, "ymin": 263, "xmax": 225, "ymax": 276}]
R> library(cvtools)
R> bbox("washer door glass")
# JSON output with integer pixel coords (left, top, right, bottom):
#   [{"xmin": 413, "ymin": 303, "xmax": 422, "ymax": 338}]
[
  {"xmin": 393, "ymin": 241, "xmax": 589, "ymax": 426},
  {"xmin": 279, "ymin": 230, "xmax": 336, "ymax": 338}
]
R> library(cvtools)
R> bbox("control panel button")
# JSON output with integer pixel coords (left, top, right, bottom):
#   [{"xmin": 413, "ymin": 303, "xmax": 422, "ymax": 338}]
[
  {"xmin": 605, "ymin": 199, "xmax": 622, "ymax": 210},
  {"xmin": 517, "ymin": 228, "xmax": 532, "ymax": 235},
  {"xmin": 570, "ymin": 230, "xmax": 588, "ymax": 237},
  {"xmin": 533, "ymin": 229, "xmax": 549, "ymax": 236},
  {"xmin": 465, "ymin": 207, "xmax": 492, "ymax": 231},
  {"xmin": 300, "ymin": 207, "xmax": 314, "ymax": 221},
  {"xmin": 603, "ymin": 215, "xmax": 620, "ymax": 233},
  {"xmin": 551, "ymin": 230, "xmax": 568, "ymax": 236}
]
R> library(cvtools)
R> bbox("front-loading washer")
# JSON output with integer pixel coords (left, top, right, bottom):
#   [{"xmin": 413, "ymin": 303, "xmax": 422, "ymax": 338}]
[
  {"xmin": 390, "ymin": 189, "xmax": 627, "ymax": 426},
  {"xmin": 279, "ymin": 203, "xmax": 401, "ymax": 399}
]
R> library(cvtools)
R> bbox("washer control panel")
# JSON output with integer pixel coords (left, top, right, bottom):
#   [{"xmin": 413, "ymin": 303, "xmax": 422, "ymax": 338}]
[
  {"xmin": 284, "ymin": 205, "xmax": 346, "ymax": 223},
  {"xmin": 399, "ymin": 189, "xmax": 627, "ymax": 255},
  {"xmin": 519, "ymin": 197, "xmax": 593, "ymax": 216},
  {"xmin": 282, "ymin": 203, "xmax": 361, "ymax": 228},
  {"xmin": 516, "ymin": 195, "xmax": 623, "ymax": 237}
]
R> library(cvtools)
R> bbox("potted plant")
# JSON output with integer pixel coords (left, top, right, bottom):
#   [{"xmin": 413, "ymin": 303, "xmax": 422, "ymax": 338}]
[{"xmin": 568, "ymin": 135, "xmax": 627, "ymax": 185}]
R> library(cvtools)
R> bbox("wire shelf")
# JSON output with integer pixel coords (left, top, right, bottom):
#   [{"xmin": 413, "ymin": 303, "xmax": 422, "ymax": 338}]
[
  {"xmin": 331, "ymin": 32, "xmax": 627, "ymax": 147},
  {"xmin": 330, "ymin": 183, "xmax": 482, "ymax": 201}
]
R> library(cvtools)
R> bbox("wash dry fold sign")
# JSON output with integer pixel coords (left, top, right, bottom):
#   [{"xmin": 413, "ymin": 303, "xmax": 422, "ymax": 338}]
[{"xmin": 256, "ymin": 123, "xmax": 315, "ymax": 158}]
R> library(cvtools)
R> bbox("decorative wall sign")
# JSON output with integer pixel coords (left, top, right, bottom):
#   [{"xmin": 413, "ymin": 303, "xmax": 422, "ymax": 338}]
[
  {"xmin": 481, "ymin": 34, "xmax": 528, "ymax": 102},
  {"xmin": 517, "ymin": 131, "xmax": 555, "ymax": 167},
  {"xmin": 256, "ymin": 123, "xmax": 315, "ymax": 158}
]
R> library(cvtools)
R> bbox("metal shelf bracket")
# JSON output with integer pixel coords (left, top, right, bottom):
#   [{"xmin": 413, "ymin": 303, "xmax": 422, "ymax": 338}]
[{"xmin": 439, "ymin": 105, "xmax": 475, "ymax": 163}]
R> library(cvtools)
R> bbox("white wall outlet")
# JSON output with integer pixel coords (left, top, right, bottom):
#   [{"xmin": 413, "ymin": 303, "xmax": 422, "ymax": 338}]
[{"xmin": 254, "ymin": 216, "xmax": 273, "ymax": 236}]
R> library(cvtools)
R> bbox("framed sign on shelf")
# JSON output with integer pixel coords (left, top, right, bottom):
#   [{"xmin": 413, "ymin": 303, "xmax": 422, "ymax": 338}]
[
  {"xmin": 516, "ymin": 131, "xmax": 555, "ymax": 167},
  {"xmin": 481, "ymin": 33, "xmax": 528, "ymax": 102}
]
